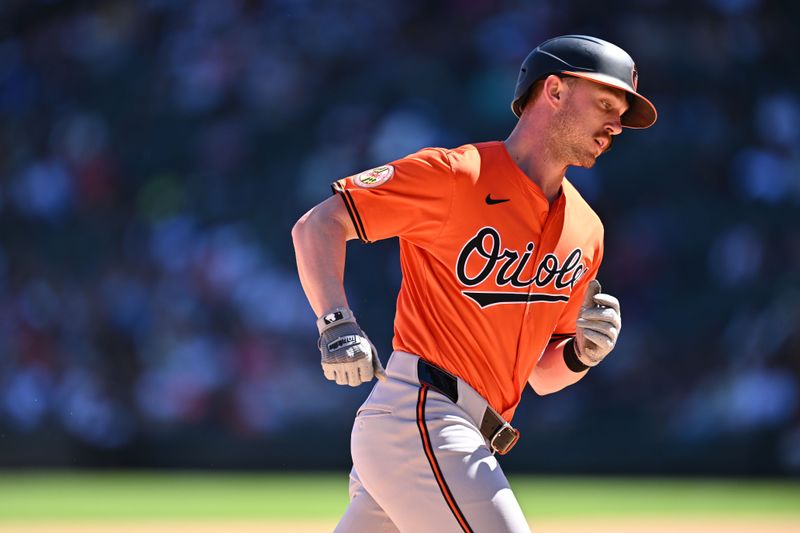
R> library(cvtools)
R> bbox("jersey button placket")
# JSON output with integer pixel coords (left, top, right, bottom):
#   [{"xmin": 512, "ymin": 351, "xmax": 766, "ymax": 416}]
[
  {"xmin": 514, "ymin": 195, "xmax": 563, "ymax": 389},
  {"xmin": 511, "ymin": 200, "xmax": 550, "ymax": 392}
]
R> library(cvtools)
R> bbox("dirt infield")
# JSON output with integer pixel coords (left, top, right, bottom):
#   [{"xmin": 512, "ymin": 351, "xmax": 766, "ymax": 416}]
[
  {"xmin": 536, "ymin": 518, "xmax": 800, "ymax": 533},
  {"xmin": 4, "ymin": 518, "xmax": 800, "ymax": 533}
]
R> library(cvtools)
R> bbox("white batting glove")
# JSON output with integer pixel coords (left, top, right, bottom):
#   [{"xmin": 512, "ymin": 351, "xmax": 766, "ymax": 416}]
[
  {"xmin": 316, "ymin": 307, "xmax": 387, "ymax": 387},
  {"xmin": 574, "ymin": 280, "xmax": 621, "ymax": 367}
]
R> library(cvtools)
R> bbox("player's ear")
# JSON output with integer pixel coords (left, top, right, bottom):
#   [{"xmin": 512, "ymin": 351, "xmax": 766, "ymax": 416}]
[{"xmin": 542, "ymin": 75, "xmax": 565, "ymax": 108}]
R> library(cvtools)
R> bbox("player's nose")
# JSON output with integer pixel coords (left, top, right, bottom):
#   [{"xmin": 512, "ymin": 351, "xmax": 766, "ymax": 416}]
[{"xmin": 604, "ymin": 117, "xmax": 622, "ymax": 136}]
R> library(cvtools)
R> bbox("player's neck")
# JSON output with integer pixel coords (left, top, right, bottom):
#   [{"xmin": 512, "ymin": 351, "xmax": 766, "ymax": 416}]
[{"xmin": 503, "ymin": 127, "xmax": 566, "ymax": 204}]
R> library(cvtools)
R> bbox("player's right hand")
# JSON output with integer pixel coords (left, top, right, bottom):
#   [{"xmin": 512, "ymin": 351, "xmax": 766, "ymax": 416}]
[{"xmin": 316, "ymin": 307, "xmax": 387, "ymax": 387}]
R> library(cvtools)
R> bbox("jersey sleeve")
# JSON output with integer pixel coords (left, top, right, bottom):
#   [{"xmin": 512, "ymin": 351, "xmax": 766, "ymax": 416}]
[
  {"xmin": 331, "ymin": 147, "xmax": 455, "ymax": 246},
  {"xmin": 550, "ymin": 239, "xmax": 604, "ymax": 341}
]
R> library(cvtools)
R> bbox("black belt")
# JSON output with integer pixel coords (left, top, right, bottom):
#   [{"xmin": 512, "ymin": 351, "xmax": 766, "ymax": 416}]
[{"xmin": 417, "ymin": 359, "xmax": 520, "ymax": 455}]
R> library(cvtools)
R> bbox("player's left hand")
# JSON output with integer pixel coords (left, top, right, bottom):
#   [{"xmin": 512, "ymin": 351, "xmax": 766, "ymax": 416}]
[{"xmin": 575, "ymin": 279, "xmax": 621, "ymax": 367}]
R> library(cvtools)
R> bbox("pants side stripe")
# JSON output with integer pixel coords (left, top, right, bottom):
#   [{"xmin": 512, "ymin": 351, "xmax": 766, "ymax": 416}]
[{"xmin": 416, "ymin": 384, "xmax": 474, "ymax": 533}]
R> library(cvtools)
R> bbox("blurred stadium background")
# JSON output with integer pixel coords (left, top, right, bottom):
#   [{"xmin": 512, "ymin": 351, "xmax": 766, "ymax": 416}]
[{"xmin": 0, "ymin": 0, "xmax": 798, "ymax": 531}]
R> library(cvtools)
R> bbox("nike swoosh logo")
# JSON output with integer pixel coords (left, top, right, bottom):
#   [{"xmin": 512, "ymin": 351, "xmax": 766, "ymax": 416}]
[{"xmin": 485, "ymin": 194, "xmax": 510, "ymax": 205}]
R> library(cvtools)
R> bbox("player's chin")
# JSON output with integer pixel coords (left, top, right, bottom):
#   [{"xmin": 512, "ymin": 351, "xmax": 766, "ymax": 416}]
[
  {"xmin": 564, "ymin": 144, "xmax": 598, "ymax": 169},
  {"xmin": 571, "ymin": 153, "xmax": 597, "ymax": 169}
]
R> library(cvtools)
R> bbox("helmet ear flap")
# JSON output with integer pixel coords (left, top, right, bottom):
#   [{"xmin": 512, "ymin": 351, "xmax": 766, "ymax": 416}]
[{"xmin": 514, "ymin": 85, "xmax": 535, "ymax": 116}]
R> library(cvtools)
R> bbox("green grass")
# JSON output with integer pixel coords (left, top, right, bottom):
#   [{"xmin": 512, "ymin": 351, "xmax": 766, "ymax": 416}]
[
  {"xmin": 512, "ymin": 476, "xmax": 800, "ymax": 518},
  {"xmin": 0, "ymin": 472, "xmax": 798, "ymax": 521}
]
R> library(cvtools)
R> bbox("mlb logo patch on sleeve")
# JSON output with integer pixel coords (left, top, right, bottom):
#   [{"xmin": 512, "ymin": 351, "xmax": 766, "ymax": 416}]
[{"xmin": 354, "ymin": 165, "xmax": 394, "ymax": 188}]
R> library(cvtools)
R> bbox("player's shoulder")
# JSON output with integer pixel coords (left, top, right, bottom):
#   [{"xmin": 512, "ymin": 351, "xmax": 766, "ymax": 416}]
[
  {"xmin": 562, "ymin": 178, "xmax": 604, "ymax": 233},
  {"xmin": 399, "ymin": 146, "xmax": 453, "ymax": 171},
  {"xmin": 398, "ymin": 143, "xmax": 475, "ymax": 176},
  {"xmin": 431, "ymin": 141, "xmax": 502, "ymax": 177},
  {"xmin": 399, "ymin": 141, "xmax": 503, "ymax": 179},
  {"xmin": 444, "ymin": 140, "xmax": 501, "ymax": 160}
]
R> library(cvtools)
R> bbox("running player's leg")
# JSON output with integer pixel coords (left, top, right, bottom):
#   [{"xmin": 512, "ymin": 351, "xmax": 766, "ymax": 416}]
[
  {"xmin": 334, "ymin": 467, "xmax": 400, "ymax": 533},
  {"xmin": 352, "ymin": 377, "xmax": 530, "ymax": 533}
]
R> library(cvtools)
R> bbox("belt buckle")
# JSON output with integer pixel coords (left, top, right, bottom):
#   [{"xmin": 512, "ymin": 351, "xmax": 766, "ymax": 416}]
[{"xmin": 490, "ymin": 422, "xmax": 520, "ymax": 455}]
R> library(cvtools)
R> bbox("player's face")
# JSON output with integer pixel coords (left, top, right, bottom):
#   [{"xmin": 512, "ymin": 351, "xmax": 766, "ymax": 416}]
[{"xmin": 551, "ymin": 79, "xmax": 629, "ymax": 168}]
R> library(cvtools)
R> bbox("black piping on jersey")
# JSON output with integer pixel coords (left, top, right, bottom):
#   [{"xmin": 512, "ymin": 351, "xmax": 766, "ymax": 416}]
[
  {"xmin": 461, "ymin": 291, "xmax": 570, "ymax": 308},
  {"xmin": 331, "ymin": 182, "xmax": 371, "ymax": 243},
  {"xmin": 416, "ymin": 385, "xmax": 474, "ymax": 533},
  {"xmin": 549, "ymin": 332, "xmax": 576, "ymax": 343}
]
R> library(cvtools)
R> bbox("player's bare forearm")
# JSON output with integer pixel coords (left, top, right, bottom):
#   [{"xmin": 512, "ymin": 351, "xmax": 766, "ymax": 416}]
[
  {"xmin": 528, "ymin": 338, "xmax": 588, "ymax": 395},
  {"xmin": 291, "ymin": 195, "xmax": 357, "ymax": 317}
]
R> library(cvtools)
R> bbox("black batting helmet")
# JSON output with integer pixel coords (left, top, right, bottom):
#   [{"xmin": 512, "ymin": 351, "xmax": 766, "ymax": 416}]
[{"xmin": 511, "ymin": 35, "xmax": 657, "ymax": 129}]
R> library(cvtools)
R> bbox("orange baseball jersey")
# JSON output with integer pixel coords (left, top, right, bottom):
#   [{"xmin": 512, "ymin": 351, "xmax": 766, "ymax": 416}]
[{"xmin": 332, "ymin": 141, "xmax": 603, "ymax": 420}]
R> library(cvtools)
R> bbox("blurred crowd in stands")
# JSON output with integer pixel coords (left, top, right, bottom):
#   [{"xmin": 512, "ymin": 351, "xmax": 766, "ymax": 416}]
[{"xmin": 0, "ymin": 0, "xmax": 798, "ymax": 474}]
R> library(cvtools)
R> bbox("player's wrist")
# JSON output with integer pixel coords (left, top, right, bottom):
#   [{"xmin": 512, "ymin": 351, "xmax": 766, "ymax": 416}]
[
  {"xmin": 316, "ymin": 306, "xmax": 356, "ymax": 334},
  {"xmin": 563, "ymin": 339, "xmax": 590, "ymax": 373}
]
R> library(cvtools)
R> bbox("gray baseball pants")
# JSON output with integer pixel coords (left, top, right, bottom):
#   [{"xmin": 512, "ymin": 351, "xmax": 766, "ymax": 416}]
[{"xmin": 333, "ymin": 351, "xmax": 531, "ymax": 532}]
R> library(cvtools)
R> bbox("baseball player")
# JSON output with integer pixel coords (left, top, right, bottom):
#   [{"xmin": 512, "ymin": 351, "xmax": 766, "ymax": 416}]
[{"xmin": 292, "ymin": 35, "xmax": 657, "ymax": 532}]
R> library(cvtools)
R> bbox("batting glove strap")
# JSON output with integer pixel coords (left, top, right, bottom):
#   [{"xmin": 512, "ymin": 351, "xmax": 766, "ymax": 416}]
[{"xmin": 316, "ymin": 307, "xmax": 357, "ymax": 334}]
